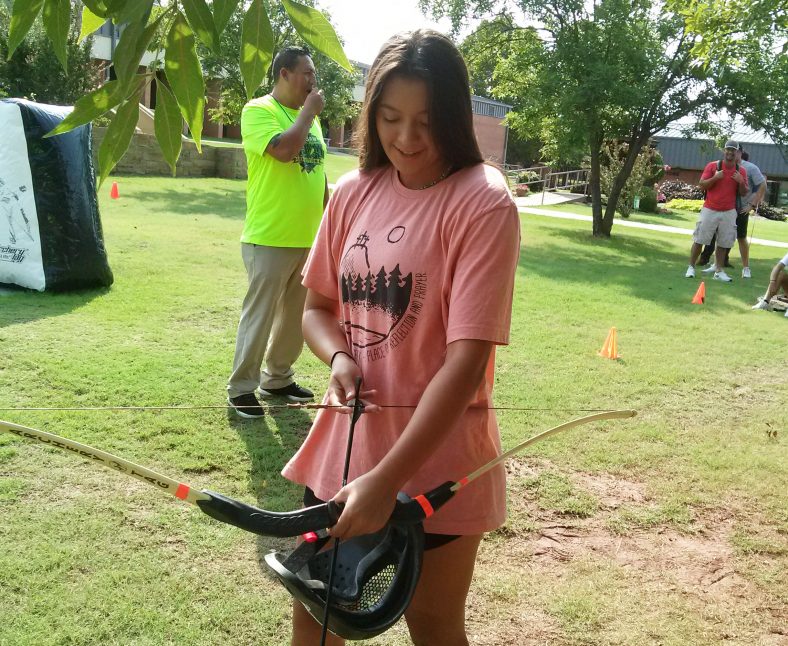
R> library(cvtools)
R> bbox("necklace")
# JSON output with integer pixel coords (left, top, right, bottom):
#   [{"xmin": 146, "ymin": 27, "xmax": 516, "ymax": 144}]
[
  {"xmin": 414, "ymin": 166, "xmax": 452, "ymax": 190},
  {"xmin": 270, "ymin": 95, "xmax": 296, "ymax": 123}
]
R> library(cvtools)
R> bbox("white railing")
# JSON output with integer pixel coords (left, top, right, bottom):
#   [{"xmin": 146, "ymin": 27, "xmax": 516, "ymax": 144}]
[{"xmin": 540, "ymin": 169, "xmax": 589, "ymax": 205}]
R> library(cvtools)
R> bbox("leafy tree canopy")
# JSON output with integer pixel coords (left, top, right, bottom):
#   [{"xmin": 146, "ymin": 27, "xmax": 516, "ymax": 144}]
[
  {"xmin": 0, "ymin": 1, "xmax": 98, "ymax": 104},
  {"xmin": 198, "ymin": 0, "xmax": 358, "ymax": 130},
  {"xmin": 5, "ymin": 0, "xmax": 351, "ymax": 181},
  {"xmin": 421, "ymin": 0, "xmax": 788, "ymax": 236}
]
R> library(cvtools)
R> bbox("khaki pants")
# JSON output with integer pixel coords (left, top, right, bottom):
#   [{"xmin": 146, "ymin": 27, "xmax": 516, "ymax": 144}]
[{"xmin": 227, "ymin": 244, "xmax": 310, "ymax": 398}]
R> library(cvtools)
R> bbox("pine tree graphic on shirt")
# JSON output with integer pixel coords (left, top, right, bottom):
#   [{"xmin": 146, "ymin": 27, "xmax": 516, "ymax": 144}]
[{"xmin": 340, "ymin": 229, "xmax": 416, "ymax": 348}]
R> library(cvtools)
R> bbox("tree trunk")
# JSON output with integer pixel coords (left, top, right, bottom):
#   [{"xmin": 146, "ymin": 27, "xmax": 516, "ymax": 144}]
[{"xmin": 589, "ymin": 134, "xmax": 607, "ymax": 237}]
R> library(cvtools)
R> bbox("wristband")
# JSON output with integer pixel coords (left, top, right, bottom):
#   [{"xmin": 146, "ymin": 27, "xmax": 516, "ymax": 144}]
[{"xmin": 330, "ymin": 350, "xmax": 354, "ymax": 367}]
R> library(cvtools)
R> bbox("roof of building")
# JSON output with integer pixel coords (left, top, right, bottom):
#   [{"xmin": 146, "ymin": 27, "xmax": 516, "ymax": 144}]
[
  {"xmin": 654, "ymin": 135, "xmax": 788, "ymax": 178},
  {"xmin": 657, "ymin": 123, "xmax": 777, "ymax": 145},
  {"xmin": 471, "ymin": 95, "xmax": 511, "ymax": 119}
]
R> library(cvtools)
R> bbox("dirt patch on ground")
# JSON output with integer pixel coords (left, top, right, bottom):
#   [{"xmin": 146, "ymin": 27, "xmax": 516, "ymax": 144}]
[{"xmin": 465, "ymin": 459, "xmax": 788, "ymax": 645}]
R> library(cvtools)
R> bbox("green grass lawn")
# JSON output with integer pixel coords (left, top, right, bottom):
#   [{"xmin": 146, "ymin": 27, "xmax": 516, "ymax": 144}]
[
  {"xmin": 1, "ymin": 176, "xmax": 786, "ymax": 645},
  {"xmin": 324, "ymin": 150, "xmax": 359, "ymax": 183},
  {"xmin": 537, "ymin": 201, "xmax": 788, "ymax": 245}
]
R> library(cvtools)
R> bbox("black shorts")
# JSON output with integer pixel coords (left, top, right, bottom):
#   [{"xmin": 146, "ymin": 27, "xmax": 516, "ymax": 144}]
[
  {"xmin": 303, "ymin": 487, "xmax": 461, "ymax": 551},
  {"xmin": 736, "ymin": 210, "xmax": 749, "ymax": 239}
]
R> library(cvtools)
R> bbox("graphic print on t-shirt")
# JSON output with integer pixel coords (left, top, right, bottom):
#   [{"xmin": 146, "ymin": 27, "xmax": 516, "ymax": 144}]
[
  {"xmin": 340, "ymin": 228, "xmax": 426, "ymax": 353},
  {"xmin": 296, "ymin": 132, "xmax": 324, "ymax": 173}
]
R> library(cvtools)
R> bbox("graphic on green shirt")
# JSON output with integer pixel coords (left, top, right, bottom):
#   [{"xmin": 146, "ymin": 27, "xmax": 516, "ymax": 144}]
[{"xmin": 298, "ymin": 133, "xmax": 324, "ymax": 173}]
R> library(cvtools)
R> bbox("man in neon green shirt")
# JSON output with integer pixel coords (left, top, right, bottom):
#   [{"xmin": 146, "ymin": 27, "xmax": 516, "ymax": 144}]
[{"xmin": 227, "ymin": 46, "xmax": 327, "ymax": 418}]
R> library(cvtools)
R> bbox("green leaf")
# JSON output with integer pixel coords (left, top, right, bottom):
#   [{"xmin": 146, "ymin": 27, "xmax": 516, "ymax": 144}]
[
  {"xmin": 280, "ymin": 0, "xmax": 351, "ymax": 72},
  {"xmin": 212, "ymin": 0, "xmax": 239, "ymax": 34},
  {"xmin": 182, "ymin": 0, "xmax": 219, "ymax": 53},
  {"xmin": 113, "ymin": 14, "xmax": 162, "ymax": 87},
  {"xmin": 7, "ymin": 0, "xmax": 44, "ymax": 60},
  {"xmin": 165, "ymin": 14, "xmax": 205, "ymax": 151},
  {"xmin": 42, "ymin": 0, "xmax": 71, "ymax": 72},
  {"xmin": 79, "ymin": 6, "xmax": 106, "ymax": 43},
  {"xmin": 241, "ymin": 0, "xmax": 274, "ymax": 101},
  {"xmin": 45, "ymin": 81, "xmax": 123, "ymax": 137},
  {"xmin": 98, "ymin": 90, "xmax": 142, "ymax": 186},
  {"xmin": 153, "ymin": 81, "xmax": 183, "ymax": 176},
  {"xmin": 81, "ymin": 0, "xmax": 108, "ymax": 18},
  {"xmin": 106, "ymin": 0, "xmax": 154, "ymax": 26}
]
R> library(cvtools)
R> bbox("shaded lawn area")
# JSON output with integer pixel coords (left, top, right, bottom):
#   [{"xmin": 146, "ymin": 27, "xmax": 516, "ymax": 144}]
[
  {"xmin": 537, "ymin": 201, "xmax": 788, "ymax": 245},
  {"xmin": 0, "ymin": 176, "xmax": 786, "ymax": 645}
]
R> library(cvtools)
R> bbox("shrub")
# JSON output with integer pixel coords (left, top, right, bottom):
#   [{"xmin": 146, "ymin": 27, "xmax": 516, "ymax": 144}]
[
  {"xmin": 599, "ymin": 140, "xmax": 660, "ymax": 218},
  {"xmin": 517, "ymin": 170, "xmax": 540, "ymax": 184},
  {"xmin": 515, "ymin": 170, "xmax": 543, "ymax": 192},
  {"xmin": 667, "ymin": 198, "xmax": 704, "ymax": 212},
  {"xmin": 758, "ymin": 205, "xmax": 787, "ymax": 222},
  {"xmin": 638, "ymin": 186, "xmax": 658, "ymax": 213},
  {"xmin": 661, "ymin": 180, "xmax": 704, "ymax": 201}
]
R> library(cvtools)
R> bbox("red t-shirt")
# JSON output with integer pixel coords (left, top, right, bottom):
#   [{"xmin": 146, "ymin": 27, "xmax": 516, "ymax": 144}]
[{"xmin": 701, "ymin": 161, "xmax": 747, "ymax": 212}]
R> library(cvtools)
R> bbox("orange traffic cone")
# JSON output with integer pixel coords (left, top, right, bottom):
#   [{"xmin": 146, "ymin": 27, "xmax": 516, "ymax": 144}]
[
  {"xmin": 691, "ymin": 281, "xmax": 705, "ymax": 305},
  {"xmin": 110, "ymin": 181, "xmax": 119, "ymax": 199},
  {"xmin": 598, "ymin": 326, "xmax": 620, "ymax": 360}
]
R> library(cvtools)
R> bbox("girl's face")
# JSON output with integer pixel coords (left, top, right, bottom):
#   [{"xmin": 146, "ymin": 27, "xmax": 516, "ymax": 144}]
[{"xmin": 375, "ymin": 75, "xmax": 446, "ymax": 190}]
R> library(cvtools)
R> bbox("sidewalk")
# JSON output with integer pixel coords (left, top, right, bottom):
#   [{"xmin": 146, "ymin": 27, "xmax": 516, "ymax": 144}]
[
  {"xmin": 518, "ymin": 205, "xmax": 788, "ymax": 249},
  {"xmin": 514, "ymin": 192, "xmax": 585, "ymax": 207}
]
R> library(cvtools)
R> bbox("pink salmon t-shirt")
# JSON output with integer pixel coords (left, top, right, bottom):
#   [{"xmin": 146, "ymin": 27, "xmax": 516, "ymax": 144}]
[{"xmin": 281, "ymin": 164, "xmax": 521, "ymax": 534}]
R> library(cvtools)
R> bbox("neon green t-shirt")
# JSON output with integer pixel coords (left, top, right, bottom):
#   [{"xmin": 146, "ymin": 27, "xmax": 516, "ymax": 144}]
[{"xmin": 240, "ymin": 95, "xmax": 326, "ymax": 247}]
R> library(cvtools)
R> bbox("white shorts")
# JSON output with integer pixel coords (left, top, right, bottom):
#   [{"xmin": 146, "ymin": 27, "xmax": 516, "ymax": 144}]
[{"xmin": 693, "ymin": 207, "xmax": 737, "ymax": 248}]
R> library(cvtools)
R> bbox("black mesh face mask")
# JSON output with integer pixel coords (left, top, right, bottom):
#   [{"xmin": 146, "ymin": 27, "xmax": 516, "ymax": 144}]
[{"xmin": 265, "ymin": 514, "xmax": 425, "ymax": 640}]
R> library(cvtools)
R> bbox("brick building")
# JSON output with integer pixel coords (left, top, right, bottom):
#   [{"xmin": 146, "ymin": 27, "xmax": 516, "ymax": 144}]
[{"xmin": 328, "ymin": 61, "xmax": 512, "ymax": 163}]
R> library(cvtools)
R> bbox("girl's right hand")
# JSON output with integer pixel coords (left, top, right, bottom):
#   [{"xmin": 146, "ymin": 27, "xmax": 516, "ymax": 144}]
[{"xmin": 327, "ymin": 352, "xmax": 380, "ymax": 413}]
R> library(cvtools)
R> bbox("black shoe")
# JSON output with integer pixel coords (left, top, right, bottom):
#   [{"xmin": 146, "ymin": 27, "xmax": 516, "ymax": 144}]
[
  {"xmin": 228, "ymin": 393, "xmax": 265, "ymax": 418},
  {"xmin": 258, "ymin": 382, "xmax": 314, "ymax": 402}
]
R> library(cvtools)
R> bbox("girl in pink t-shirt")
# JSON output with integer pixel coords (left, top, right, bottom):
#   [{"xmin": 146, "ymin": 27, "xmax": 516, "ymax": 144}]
[{"xmin": 283, "ymin": 30, "xmax": 520, "ymax": 645}]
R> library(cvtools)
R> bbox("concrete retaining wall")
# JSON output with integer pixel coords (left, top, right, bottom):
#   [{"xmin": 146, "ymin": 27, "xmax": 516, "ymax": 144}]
[{"xmin": 93, "ymin": 127, "xmax": 248, "ymax": 179}]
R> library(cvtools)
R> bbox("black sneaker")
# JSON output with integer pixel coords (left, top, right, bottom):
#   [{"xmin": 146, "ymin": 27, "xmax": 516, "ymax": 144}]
[
  {"xmin": 258, "ymin": 382, "xmax": 314, "ymax": 402},
  {"xmin": 228, "ymin": 393, "xmax": 265, "ymax": 419}
]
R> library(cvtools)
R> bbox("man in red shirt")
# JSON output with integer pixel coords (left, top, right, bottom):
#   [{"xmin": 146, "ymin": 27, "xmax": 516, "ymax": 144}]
[{"xmin": 684, "ymin": 140, "xmax": 748, "ymax": 282}]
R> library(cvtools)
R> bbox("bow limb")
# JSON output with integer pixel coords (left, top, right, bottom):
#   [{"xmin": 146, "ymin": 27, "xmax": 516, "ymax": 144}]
[
  {"xmin": 0, "ymin": 420, "xmax": 339, "ymax": 537},
  {"xmin": 457, "ymin": 409, "xmax": 637, "ymax": 491}
]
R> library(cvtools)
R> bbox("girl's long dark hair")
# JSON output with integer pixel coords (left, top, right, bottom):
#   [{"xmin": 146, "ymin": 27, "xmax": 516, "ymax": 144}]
[{"xmin": 354, "ymin": 30, "xmax": 483, "ymax": 172}]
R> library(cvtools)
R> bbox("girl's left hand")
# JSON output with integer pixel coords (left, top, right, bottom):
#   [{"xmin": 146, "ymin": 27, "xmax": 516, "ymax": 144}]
[
  {"xmin": 326, "ymin": 353, "xmax": 380, "ymax": 413},
  {"xmin": 328, "ymin": 471, "xmax": 399, "ymax": 539}
]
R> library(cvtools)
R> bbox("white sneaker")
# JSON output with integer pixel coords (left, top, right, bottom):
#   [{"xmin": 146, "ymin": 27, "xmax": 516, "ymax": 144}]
[
  {"xmin": 742, "ymin": 267, "xmax": 751, "ymax": 279},
  {"xmin": 685, "ymin": 265, "xmax": 696, "ymax": 278},
  {"xmin": 752, "ymin": 297, "xmax": 770, "ymax": 311},
  {"xmin": 713, "ymin": 270, "xmax": 733, "ymax": 282},
  {"xmin": 784, "ymin": 309, "xmax": 788, "ymax": 318},
  {"xmin": 701, "ymin": 264, "xmax": 717, "ymax": 274}
]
